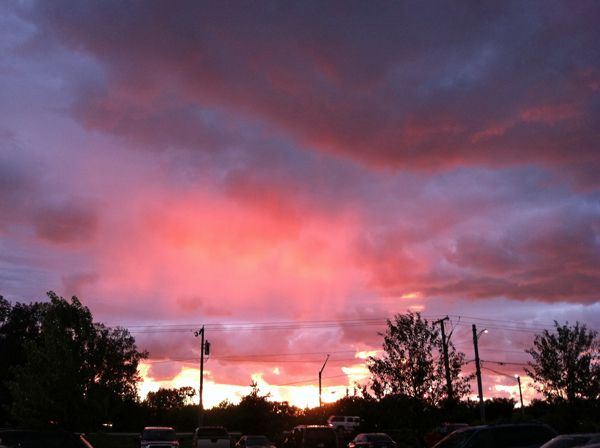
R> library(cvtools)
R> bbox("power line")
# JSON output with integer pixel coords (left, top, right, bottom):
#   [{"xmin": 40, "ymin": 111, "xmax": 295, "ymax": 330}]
[
  {"xmin": 274, "ymin": 373, "xmax": 356, "ymax": 387},
  {"xmin": 482, "ymin": 366, "xmax": 524, "ymax": 379},
  {"xmin": 107, "ymin": 313, "xmax": 580, "ymax": 334},
  {"xmin": 481, "ymin": 359, "xmax": 529, "ymax": 367}
]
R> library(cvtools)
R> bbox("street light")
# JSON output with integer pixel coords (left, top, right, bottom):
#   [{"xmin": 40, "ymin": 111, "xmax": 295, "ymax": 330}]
[
  {"xmin": 319, "ymin": 354, "xmax": 330, "ymax": 406},
  {"xmin": 472, "ymin": 325, "xmax": 487, "ymax": 423},
  {"xmin": 515, "ymin": 375, "xmax": 524, "ymax": 415}
]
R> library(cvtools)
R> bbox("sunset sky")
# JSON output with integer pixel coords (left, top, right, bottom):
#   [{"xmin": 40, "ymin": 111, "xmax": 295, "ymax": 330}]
[{"xmin": 1, "ymin": 1, "xmax": 599, "ymax": 409}]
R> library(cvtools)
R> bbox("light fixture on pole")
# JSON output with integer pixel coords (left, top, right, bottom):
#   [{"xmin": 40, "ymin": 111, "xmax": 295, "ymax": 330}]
[{"xmin": 472, "ymin": 325, "xmax": 487, "ymax": 423}]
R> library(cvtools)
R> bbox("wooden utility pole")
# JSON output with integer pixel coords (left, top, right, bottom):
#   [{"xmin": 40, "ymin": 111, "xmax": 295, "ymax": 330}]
[
  {"xmin": 435, "ymin": 316, "xmax": 453, "ymax": 403},
  {"xmin": 195, "ymin": 326, "xmax": 207, "ymax": 427}
]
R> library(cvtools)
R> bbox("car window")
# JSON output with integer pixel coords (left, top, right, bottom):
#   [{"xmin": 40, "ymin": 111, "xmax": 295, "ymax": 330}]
[
  {"xmin": 304, "ymin": 428, "xmax": 336, "ymax": 444},
  {"xmin": 521, "ymin": 426, "xmax": 556, "ymax": 446},
  {"xmin": 365, "ymin": 435, "xmax": 393, "ymax": 443},
  {"xmin": 467, "ymin": 429, "xmax": 496, "ymax": 448},
  {"xmin": 491, "ymin": 425, "xmax": 555, "ymax": 448},
  {"xmin": 434, "ymin": 428, "xmax": 478, "ymax": 448},
  {"xmin": 196, "ymin": 428, "xmax": 229, "ymax": 437},
  {"xmin": 142, "ymin": 429, "xmax": 177, "ymax": 441},
  {"xmin": 247, "ymin": 436, "xmax": 271, "ymax": 445}
]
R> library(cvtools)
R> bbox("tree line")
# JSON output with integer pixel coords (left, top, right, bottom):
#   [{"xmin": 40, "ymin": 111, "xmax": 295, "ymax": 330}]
[{"xmin": 1, "ymin": 293, "xmax": 599, "ymax": 438}]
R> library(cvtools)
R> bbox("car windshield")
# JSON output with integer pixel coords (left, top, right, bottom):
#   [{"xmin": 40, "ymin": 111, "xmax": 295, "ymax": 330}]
[
  {"xmin": 541, "ymin": 436, "xmax": 594, "ymax": 448},
  {"xmin": 433, "ymin": 429, "xmax": 477, "ymax": 448},
  {"xmin": 365, "ymin": 435, "xmax": 393, "ymax": 443},
  {"xmin": 142, "ymin": 429, "xmax": 177, "ymax": 441},
  {"xmin": 247, "ymin": 436, "xmax": 271, "ymax": 446},
  {"xmin": 197, "ymin": 428, "xmax": 229, "ymax": 437}
]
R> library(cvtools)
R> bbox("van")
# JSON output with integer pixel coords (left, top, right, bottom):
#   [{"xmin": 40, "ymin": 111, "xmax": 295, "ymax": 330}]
[
  {"xmin": 327, "ymin": 416, "xmax": 361, "ymax": 432},
  {"xmin": 285, "ymin": 426, "xmax": 338, "ymax": 448}
]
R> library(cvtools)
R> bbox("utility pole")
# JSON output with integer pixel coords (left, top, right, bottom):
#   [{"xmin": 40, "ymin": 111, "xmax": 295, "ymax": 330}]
[
  {"xmin": 472, "ymin": 324, "xmax": 485, "ymax": 423},
  {"xmin": 515, "ymin": 375, "xmax": 524, "ymax": 415},
  {"xmin": 435, "ymin": 316, "xmax": 453, "ymax": 403},
  {"xmin": 194, "ymin": 326, "xmax": 210, "ymax": 427},
  {"xmin": 319, "ymin": 354, "xmax": 330, "ymax": 407}
]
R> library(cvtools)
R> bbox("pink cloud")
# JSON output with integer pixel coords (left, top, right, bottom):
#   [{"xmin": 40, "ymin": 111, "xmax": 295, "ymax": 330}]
[{"xmin": 20, "ymin": 1, "xmax": 600, "ymax": 176}]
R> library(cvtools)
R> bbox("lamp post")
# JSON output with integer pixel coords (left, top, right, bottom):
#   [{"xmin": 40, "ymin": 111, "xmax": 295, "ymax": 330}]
[
  {"xmin": 319, "ymin": 354, "xmax": 330, "ymax": 407},
  {"xmin": 472, "ymin": 325, "xmax": 487, "ymax": 423},
  {"xmin": 515, "ymin": 375, "xmax": 524, "ymax": 415}
]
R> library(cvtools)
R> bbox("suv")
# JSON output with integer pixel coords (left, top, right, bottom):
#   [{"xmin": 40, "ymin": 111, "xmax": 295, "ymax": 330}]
[
  {"xmin": 433, "ymin": 424, "xmax": 557, "ymax": 448},
  {"xmin": 285, "ymin": 425, "xmax": 338, "ymax": 448},
  {"xmin": 327, "ymin": 416, "xmax": 361, "ymax": 433},
  {"xmin": 139, "ymin": 427, "xmax": 179, "ymax": 448}
]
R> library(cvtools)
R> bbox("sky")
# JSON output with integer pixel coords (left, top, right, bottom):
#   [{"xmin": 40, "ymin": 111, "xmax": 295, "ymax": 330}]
[{"xmin": 1, "ymin": 0, "xmax": 600, "ymax": 409}]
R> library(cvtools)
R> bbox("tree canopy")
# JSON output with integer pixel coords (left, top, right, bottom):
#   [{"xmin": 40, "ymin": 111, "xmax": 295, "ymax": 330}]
[
  {"xmin": 146, "ymin": 386, "xmax": 196, "ymax": 410},
  {"xmin": 1, "ymin": 292, "xmax": 147, "ymax": 429},
  {"xmin": 525, "ymin": 321, "xmax": 600, "ymax": 403},
  {"xmin": 368, "ymin": 311, "xmax": 471, "ymax": 405}
]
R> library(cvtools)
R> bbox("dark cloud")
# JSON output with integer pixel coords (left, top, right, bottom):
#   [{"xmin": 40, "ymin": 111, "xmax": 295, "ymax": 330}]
[
  {"xmin": 432, "ymin": 203, "xmax": 600, "ymax": 302},
  {"xmin": 175, "ymin": 295, "xmax": 233, "ymax": 316},
  {"xmin": 0, "ymin": 132, "xmax": 36, "ymax": 227},
  {"xmin": 61, "ymin": 271, "xmax": 98, "ymax": 297},
  {"xmin": 19, "ymin": 0, "xmax": 600, "ymax": 180},
  {"xmin": 33, "ymin": 200, "xmax": 99, "ymax": 245}
]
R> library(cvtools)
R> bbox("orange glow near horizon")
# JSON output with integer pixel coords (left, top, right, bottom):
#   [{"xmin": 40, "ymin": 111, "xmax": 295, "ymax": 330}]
[
  {"xmin": 137, "ymin": 361, "xmax": 371, "ymax": 409},
  {"xmin": 139, "ymin": 362, "xmax": 540, "ymax": 409}
]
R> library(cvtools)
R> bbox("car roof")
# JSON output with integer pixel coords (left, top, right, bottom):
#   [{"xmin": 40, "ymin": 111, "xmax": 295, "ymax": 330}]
[
  {"xmin": 144, "ymin": 427, "xmax": 175, "ymax": 430},
  {"xmin": 357, "ymin": 433, "xmax": 390, "ymax": 436},
  {"xmin": 554, "ymin": 433, "xmax": 600, "ymax": 438}
]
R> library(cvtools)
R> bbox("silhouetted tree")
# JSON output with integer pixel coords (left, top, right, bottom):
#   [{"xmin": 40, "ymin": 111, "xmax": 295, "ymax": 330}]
[
  {"xmin": 525, "ymin": 321, "xmax": 600, "ymax": 403},
  {"xmin": 368, "ymin": 312, "xmax": 471, "ymax": 405},
  {"xmin": 5, "ymin": 291, "xmax": 148, "ymax": 429},
  {"xmin": 484, "ymin": 397, "xmax": 515, "ymax": 421},
  {"xmin": 0, "ymin": 296, "xmax": 49, "ymax": 424},
  {"xmin": 146, "ymin": 386, "xmax": 196, "ymax": 410}
]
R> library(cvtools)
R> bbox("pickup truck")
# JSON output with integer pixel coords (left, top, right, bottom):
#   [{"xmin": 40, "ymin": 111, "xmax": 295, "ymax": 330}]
[
  {"xmin": 139, "ymin": 426, "xmax": 180, "ymax": 448},
  {"xmin": 193, "ymin": 426, "xmax": 231, "ymax": 448}
]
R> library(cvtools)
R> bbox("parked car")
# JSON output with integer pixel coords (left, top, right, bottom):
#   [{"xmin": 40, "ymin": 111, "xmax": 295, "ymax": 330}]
[
  {"xmin": 0, "ymin": 429, "xmax": 93, "ymax": 448},
  {"xmin": 539, "ymin": 434, "xmax": 600, "ymax": 448},
  {"xmin": 285, "ymin": 425, "xmax": 338, "ymax": 448},
  {"xmin": 139, "ymin": 427, "xmax": 179, "ymax": 448},
  {"xmin": 237, "ymin": 435, "xmax": 276, "ymax": 448},
  {"xmin": 230, "ymin": 432, "xmax": 244, "ymax": 445},
  {"xmin": 348, "ymin": 433, "xmax": 396, "ymax": 448},
  {"xmin": 432, "ymin": 423, "xmax": 557, "ymax": 448},
  {"xmin": 193, "ymin": 426, "xmax": 231, "ymax": 448},
  {"xmin": 328, "ymin": 416, "xmax": 361, "ymax": 433},
  {"xmin": 424, "ymin": 424, "xmax": 469, "ymax": 447}
]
